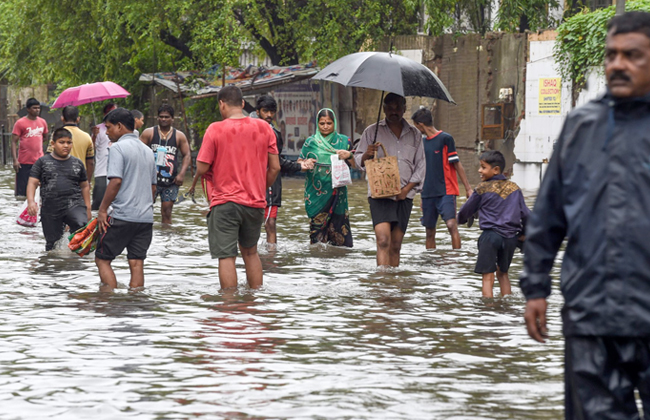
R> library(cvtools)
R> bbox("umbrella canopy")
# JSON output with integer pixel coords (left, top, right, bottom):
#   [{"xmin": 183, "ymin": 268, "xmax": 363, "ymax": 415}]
[
  {"xmin": 312, "ymin": 52, "xmax": 454, "ymax": 104},
  {"xmin": 51, "ymin": 81, "xmax": 130, "ymax": 108}
]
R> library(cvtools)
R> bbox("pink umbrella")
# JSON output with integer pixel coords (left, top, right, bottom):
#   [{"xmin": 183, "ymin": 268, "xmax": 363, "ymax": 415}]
[{"xmin": 51, "ymin": 81, "xmax": 130, "ymax": 108}]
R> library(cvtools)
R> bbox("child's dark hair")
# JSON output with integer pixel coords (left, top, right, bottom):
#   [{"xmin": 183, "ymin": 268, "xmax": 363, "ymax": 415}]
[
  {"xmin": 131, "ymin": 109, "xmax": 144, "ymax": 120},
  {"xmin": 479, "ymin": 150, "xmax": 506, "ymax": 174},
  {"xmin": 104, "ymin": 107, "xmax": 135, "ymax": 131},
  {"xmin": 52, "ymin": 127, "xmax": 72, "ymax": 142}
]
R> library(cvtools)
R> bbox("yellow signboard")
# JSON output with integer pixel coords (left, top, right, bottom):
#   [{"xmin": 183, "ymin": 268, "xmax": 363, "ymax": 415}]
[{"xmin": 539, "ymin": 78, "xmax": 561, "ymax": 115}]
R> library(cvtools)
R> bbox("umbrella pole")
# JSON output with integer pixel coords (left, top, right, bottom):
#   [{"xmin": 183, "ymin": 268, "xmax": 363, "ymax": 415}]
[{"xmin": 372, "ymin": 91, "xmax": 385, "ymax": 144}]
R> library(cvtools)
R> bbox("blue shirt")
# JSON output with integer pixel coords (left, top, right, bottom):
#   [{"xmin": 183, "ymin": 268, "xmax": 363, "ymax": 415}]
[{"xmin": 106, "ymin": 133, "xmax": 157, "ymax": 223}]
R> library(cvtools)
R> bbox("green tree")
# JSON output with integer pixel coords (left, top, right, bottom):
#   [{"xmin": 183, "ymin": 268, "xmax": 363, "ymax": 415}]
[
  {"xmin": 423, "ymin": 0, "xmax": 559, "ymax": 35},
  {"xmin": 554, "ymin": 0, "xmax": 650, "ymax": 95}
]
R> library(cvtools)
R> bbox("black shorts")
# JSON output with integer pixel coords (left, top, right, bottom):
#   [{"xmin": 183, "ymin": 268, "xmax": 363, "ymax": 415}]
[
  {"xmin": 474, "ymin": 229, "xmax": 519, "ymax": 274},
  {"xmin": 207, "ymin": 202, "xmax": 264, "ymax": 259},
  {"xmin": 41, "ymin": 204, "xmax": 88, "ymax": 251},
  {"xmin": 368, "ymin": 197, "xmax": 414, "ymax": 233},
  {"xmin": 95, "ymin": 217, "xmax": 153, "ymax": 260},
  {"xmin": 15, "ymin": 164, "xmax": 33, "ymax": 197},
  {"xmin": 92, "ymin": 176, "xmax": 107, "ymax": 211}
]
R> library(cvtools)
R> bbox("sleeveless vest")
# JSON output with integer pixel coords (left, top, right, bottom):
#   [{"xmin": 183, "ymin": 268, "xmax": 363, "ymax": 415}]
[{"xmin": 151, "ymin": 127, "xmax": 179, "ymax": 187}]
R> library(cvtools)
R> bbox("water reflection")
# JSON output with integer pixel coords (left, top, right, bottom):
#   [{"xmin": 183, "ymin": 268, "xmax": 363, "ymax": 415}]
[{"xmin": 0, "ymin": 166, "xmax": 565, "ymax": 419}]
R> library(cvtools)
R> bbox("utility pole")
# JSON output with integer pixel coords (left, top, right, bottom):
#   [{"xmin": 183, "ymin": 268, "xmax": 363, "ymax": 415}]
[{"xmin": 616, "ymin": 0, "xmax": 625, "ymax": 15}]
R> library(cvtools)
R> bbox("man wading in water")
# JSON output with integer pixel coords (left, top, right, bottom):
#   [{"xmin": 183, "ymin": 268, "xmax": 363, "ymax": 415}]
[
  {"xmin": 521, "ymin": 11, "xmax": 650, "ymax": 418},
  {"xmin": 140, "ymin": 104, "xmax": 191, "ymax": 225}
]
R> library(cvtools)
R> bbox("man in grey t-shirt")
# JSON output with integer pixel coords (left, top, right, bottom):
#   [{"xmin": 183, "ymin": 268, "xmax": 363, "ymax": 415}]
[{"xmin": 95, "ymin": 108, "xmax": 157, "ymax": 291}]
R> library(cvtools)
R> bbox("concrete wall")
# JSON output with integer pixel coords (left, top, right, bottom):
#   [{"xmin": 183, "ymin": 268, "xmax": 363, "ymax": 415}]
[{"xmin": 511, "ymin": 32, "xmax": 607, "ymax": 190}]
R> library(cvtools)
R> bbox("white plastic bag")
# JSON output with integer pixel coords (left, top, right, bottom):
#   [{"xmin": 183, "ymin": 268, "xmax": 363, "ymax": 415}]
[
  {"xmin": 16, "ymin": 187, "xmax": 41, "ymax": 227},
  {"xmin": 330, "ymin": 155, "xmax": 352, "ymax": 188}
]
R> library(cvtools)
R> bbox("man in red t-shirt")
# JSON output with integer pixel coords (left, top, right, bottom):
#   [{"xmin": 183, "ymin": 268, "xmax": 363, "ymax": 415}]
[
  {"xmin": 191, "ymin": 86, "xmax": 280, "ymax": 290},
  {"xmin": 12, "ymin": 98, "xmax": 48, "ymax": 197}
]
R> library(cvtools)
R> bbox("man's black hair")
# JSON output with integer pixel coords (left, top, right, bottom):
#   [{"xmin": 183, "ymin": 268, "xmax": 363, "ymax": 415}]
[
  {"xmin": 608, "ymin": 11, "xmax": 650, "ymax": 40},
  {"xmin": 158, "ymin": 104, "xmax": 175, "ymax": 118},
  {"xmin": 384, "ymin": 92, "xmax": 406, "ymax": 106},
  {"xmin": 218, "ymin": 85, "xmax": 243, "ymax": 107},
  {"xmin": 52, "ymin": 127, "xmax": 73, "ymax": 142},
  {"xmin": 103, "ymin": 103, "xmax": 117, "ymax": 115},
  {"xmin": 103, "ymin": 107, "xmax": 135, "ymax": 131},
  {"xmin": 26, "ymin": 98, "xmax": 40, "ymax": 109},
  {"xmin": 255, "ymin": 95, "xmax": 277, "ymax": 112},
  {"xmin": 479, "ymin": 150, "xmax": 506, "ymax": 174},
  {"xmin": 131, "ymin": 109, "xmax": 144, "ymax": 120},
  {"xmin": 411, "ymin": 107, "xmax": 433, "ymax": 126},
  {"xmin": 62, "ymin": 105, "xmax": 79, "ymax": 122}
]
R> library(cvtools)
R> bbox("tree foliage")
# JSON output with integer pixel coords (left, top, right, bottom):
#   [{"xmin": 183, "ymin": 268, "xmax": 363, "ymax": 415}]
[
  {"xmin": 0, "ymin": 0, "xmax": 420, "ymax": 93},
  {"xmin": 423, "ymin": 0, "xmax": 559, "ymax": 35},
  {"xmin": 553, "ymin": 0, "xmax": 650, "ymax": 90}
]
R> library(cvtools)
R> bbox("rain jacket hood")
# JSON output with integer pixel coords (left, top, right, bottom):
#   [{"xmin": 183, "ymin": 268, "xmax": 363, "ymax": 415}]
[{"xmin": 521, "ymin": 89, "xmax": 650, "ymax": 336}]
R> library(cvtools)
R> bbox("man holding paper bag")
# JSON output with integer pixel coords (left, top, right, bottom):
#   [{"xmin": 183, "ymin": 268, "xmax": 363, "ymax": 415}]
[{"xmin": 354, "ymin": 93, "xmax": 426, "ymax": 268}]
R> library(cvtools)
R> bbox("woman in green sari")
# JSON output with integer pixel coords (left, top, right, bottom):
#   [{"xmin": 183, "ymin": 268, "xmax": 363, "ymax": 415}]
[{"xmin": 299, "ymin": 109, "xmax": 355, "ymax": 247}]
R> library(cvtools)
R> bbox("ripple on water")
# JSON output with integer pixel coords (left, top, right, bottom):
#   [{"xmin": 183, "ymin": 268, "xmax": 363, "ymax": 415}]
[{"xmin": 0, "ymin": 170, "xmax": 565, "ymax": 419}]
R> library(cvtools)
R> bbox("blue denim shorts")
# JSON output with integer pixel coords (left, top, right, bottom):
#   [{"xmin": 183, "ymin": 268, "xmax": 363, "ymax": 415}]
[{"xmin": 156, "ymin": 184, "xmax": 179, "ymax": 202}]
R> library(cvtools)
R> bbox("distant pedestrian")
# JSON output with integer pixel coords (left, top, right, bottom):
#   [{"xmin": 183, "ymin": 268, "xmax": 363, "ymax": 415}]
[
  {"xmin": 521, "ymin": 12, "xmax": 650, "ymax": 418},
  {"xmin": 26, "ymin": 128, "xmax": 91, "ymax": 251},
  {"xmin": 254, "ymin": 95, "xmax": 314, "ymax": 249},
  {"xmin": 11, "ymin": 98, "xmax": 48, "ymax": 197},
  {"xmin": 457, "ymin": 151, "xmax": 529, "ymax": 298},
  {"xmin": 95, "ymin": 108, "xmax": 157, "ymax": 291},
  {"xmin": 354, "ymin": 93, "xmax": 425, "ymax": 267},
  {"xmin": 299, "ymin": 109, "xmax": 354, "ymax": 247},
  {"xmin": 91, "ymin": 103, "xmax": 117, "ymax": 210},
  {"xmin": 131, "ymin": 109, "xmax": 145, "ymax": 137},
  {"xmin": 191, "ymin": 86, "xmax": 280, "ymax": 290},
  {"xmin": 140, "ymin": 104, "xmax": 191, "ymax": 225},
  {"xmin": 47, "ymin": 105, "xmax": 95, "ymax": 178},
  {"xmin": 412, "ymin": 107, "xmax": 472, "ymax": 250}
]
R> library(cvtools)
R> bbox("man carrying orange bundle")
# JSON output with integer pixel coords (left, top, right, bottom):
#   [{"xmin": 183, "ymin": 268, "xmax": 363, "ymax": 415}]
[{"xmin": 26, "ymin": 128, "xmax": 91, "ymax": 251}]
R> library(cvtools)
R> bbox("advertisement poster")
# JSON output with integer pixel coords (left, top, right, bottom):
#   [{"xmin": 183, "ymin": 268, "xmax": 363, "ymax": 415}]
[
  {"xmin": 274, "ymin": 82, "xmax": 321, "ymax": 156},
  {"xmin": 538, "ymin": 78, "xmax": 562, "ymax": 115}
]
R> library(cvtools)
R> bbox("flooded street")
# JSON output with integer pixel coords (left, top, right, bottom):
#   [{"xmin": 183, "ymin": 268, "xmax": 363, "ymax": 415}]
[{"xmin": 0, "ymin": 167, "xmax": 565, "ymax": 419}]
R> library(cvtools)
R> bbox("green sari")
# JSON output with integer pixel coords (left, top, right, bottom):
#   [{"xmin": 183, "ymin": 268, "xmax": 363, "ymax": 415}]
[{"xmin": 299, "ymin": 109, "xmax": 353, "ymax": 247}]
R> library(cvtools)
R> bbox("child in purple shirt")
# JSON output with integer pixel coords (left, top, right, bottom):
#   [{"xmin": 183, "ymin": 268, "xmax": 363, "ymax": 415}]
[{"xmin": 458, "ymin": 151, "xmax": 530, "ymax": 298}]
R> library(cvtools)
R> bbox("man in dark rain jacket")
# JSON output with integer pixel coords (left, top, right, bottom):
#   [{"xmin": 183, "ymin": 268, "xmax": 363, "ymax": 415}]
[
  {"xmin": 521, "ymin": 12, "xmax": 650, "ymax": 419},
  {"xmin": 254, "ymin": 95, "xmax": 314, "ymax": 249}
]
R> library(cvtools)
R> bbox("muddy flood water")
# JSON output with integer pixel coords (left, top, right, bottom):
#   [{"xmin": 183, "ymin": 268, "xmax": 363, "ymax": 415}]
[{"xmin": 0, "ymin": 167, "xmax": 566, "ymax": 419}]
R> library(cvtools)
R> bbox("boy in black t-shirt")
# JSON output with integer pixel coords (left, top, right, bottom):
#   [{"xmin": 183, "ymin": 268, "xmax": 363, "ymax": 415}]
[{"xmin": 27, "ymin": 128, "xmax": 91, "ymax": 251}]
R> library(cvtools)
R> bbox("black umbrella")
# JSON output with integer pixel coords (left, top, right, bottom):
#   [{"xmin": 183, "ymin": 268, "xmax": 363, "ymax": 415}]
[
  {"xmin": 313, "ymin": 51, "xmax": 455, "ymax": 103},
  {"xmin": 312, "ymin": 52, "xmax": 455, "ymax": 143}
]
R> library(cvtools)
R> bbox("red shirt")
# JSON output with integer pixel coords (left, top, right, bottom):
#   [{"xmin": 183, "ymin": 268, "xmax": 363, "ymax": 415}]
[
  {"xmin": 198, "ymin": 117, "xmax": 278, "ymax": 209},
  {"xmin": 12, "ymin": 117, "xmax": 48, "ymax": 164}
]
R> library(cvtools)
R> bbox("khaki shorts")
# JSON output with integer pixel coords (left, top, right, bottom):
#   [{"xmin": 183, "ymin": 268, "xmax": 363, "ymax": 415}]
[{"xmin": 207, "ymin": 202, "xmax": 264, "ymax": 259}]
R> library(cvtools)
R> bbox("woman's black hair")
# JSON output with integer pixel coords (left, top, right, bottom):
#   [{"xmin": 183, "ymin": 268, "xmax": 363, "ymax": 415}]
[{"xmin": 317, "ymin": 109, "xmax": 335, "ymax": 122}]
